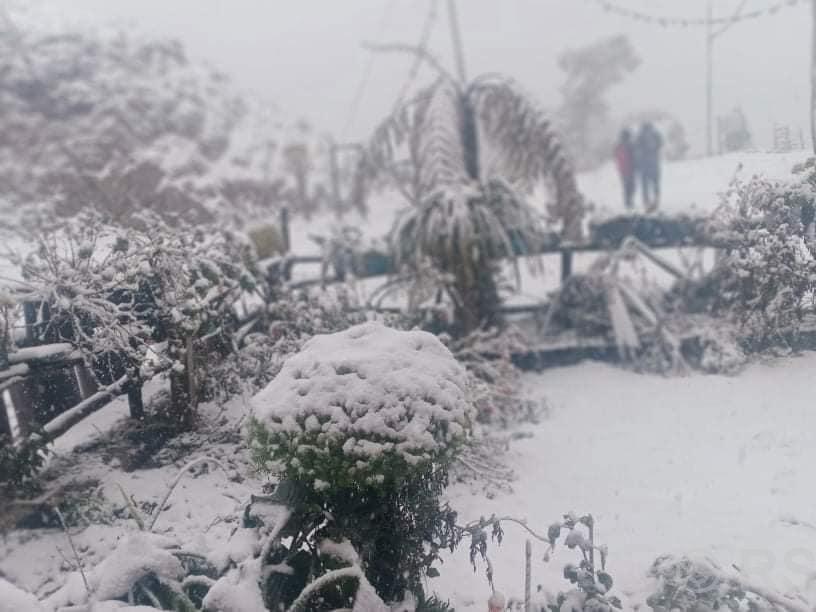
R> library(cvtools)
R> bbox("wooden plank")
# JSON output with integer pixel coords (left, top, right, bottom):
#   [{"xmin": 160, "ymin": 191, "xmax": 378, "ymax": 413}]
[
  {"xmin": 8, "ymin": 343, "xmax": 81, "ymax": 366},
  {"xmin": 43, "ymin": 374, "xmax": 129, "ymax": 440},
  {"xmin": 560, "ymin": 251, "xmax": 573, "ymax": 281}
]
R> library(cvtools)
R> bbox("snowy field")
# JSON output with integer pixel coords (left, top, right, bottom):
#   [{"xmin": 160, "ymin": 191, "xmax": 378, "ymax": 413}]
[
  {"xmin": 4, "ymin": 349, "xmax": 816, "ymax": 608},
  {"xmin": 433, "ymin": 355, "xmax": 816, "ymax": 608}
]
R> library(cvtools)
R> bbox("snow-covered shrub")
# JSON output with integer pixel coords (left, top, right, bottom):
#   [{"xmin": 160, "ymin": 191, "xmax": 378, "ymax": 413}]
[
  {"xmin": 695, "ymin": 324, "xmax": 747, "ymax": 375},
  {"xmin": 249, "ymin": 322, "xmax": 472, "ymax": 602},
  {"xmin": 646, "ymin": 555, "xmax": 789, "ymax": 612},
  {"xmin": 202, "ymin": 288, "xmax": 369, "ymax": 404},
  {"xmin": 703, "ymin": 164, "xmax": 816, "ymax": 348},
  {"xmin": 443, "ymin": 327, "xmax": 544, "ymax": 427},
  {"xmin": 250, "ymin": 321, "xmax": 471, "ymax": 489},
  {"xmin": 43, "ymin": 532, "xmax": 202, "ymax": 611},
  {"xmin": 12, "ymin": 212, "xmax": 260, "ymax": 428}
]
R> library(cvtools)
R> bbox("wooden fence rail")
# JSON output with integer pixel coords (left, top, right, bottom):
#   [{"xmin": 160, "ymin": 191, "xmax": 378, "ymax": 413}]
[{"xmin": 1, "ymin": 213, "xmax": 718, "ymax": 444}]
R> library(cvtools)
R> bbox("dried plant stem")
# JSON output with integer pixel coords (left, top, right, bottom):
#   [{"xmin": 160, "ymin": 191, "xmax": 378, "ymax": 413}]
[
  {"xmin": 55, "ymin": 506, "xmax": 91, "ymax": 597},
  {"xmin": 148, "ymin": 456, "xmax": 227, "ymax": 531}
]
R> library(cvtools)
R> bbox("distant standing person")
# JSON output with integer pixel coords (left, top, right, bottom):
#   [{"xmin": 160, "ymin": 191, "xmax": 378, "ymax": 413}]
[
  {"xmin": 614, "ymin": 128, "xmax": 636, "ymax": 210},
  {"xmin": 635, "ymin": 121, "xmax": 663, "ymax": 211}
]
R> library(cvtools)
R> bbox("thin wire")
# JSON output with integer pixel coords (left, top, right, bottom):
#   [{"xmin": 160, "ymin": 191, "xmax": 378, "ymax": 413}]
[
  {"xmin": 583, "ymin": 0, "xmax": 806, "ymax": 28},
  {"xmin": 390, "ymin": 0, "xmax": 439, "ymax": 113},
  {"xmin": 341, "ymin": 0, "xmax": 398, "ymax": 139}
]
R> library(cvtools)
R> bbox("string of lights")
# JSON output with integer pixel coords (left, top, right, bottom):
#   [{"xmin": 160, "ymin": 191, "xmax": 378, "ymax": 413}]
[{"xmin": 584, "ymin": 0, "xmax": 806, "ymax": 28}]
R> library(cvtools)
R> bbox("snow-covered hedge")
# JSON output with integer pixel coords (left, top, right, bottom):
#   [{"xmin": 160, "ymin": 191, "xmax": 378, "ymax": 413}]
[
  {"xmin": 249, "ymin": 322, "xmax": 472, "ymax": 491},
  {"xmin": 704, "ymin": 161, "xmax": 816, "ymax": 346}
]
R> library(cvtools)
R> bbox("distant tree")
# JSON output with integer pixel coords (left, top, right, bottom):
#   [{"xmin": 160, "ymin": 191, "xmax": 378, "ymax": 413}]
[
  {"xmin": 556, "ymin": 35, "xmax": 640, "ymax": 170},
  {"xmin": 0, "ymin": 11, "xmax": 330, "ymax": 225}
]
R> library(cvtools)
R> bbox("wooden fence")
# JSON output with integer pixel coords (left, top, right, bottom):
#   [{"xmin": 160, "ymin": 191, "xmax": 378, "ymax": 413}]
[{"xmin": 0, "ymin": 213, "xmax": 715, "ymax": 444}]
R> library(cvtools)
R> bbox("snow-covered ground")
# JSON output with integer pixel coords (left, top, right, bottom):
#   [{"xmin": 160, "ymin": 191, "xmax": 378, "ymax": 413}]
[
  {"xmin": 3, "ymin": 150, "xmax": 816, "ymax": 609},
  {"xmin": 434, "ymin": 354, "xmax": 816, "ymax": 609},
  {"xmin": 5, "ymin": 351, "xmax": 816, "ymax": 608}
]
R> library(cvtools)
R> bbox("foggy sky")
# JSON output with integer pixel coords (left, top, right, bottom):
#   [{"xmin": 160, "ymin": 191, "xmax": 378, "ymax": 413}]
[{"xmin": 38, "ymin": 0, "xmax": 811, "ymax": 155}]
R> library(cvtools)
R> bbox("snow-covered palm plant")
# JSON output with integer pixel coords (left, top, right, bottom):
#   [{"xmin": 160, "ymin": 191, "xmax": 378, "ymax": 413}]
[{"xmin": 363, "ymin": 66, "xmax": 584, "ymax": 335}]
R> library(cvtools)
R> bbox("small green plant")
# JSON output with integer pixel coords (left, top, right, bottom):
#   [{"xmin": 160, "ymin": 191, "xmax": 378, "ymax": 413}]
[
  {"xmin": 249, "ymin": 322, "xmax": 472, "ymax": 604},
  {"xmin": 456, "ymin": 512, "xmax": 621, "ymax": 611},
  {"xmin": 0, "ymin": 432, "xmax": 50, "ymax": 498}
]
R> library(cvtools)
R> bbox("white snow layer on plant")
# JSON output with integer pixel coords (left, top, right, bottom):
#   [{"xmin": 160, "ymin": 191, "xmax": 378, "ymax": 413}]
[
  {"xmin": 252, "ymin": 321, "xmax": 471, "ymax": 474},
  {"xmin": 42, "ymin": 533, "xmax": 184, "ymax": 609},
  {"xmin": 201, "ymin": 558, "xmax": 267, "ymax": 612}
]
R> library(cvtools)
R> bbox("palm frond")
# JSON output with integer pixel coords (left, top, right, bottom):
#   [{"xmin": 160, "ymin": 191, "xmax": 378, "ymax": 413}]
[
  {"xmin": 365, "ymin": 79, "xmax": 470, "ymax": 206},
  {"xmin": 467, "ymin": 74, "xmax": 585, "ymax": 239},
  {"xmin": 391, "ymin": 178, "xmax": 539, "ymax": 270}
]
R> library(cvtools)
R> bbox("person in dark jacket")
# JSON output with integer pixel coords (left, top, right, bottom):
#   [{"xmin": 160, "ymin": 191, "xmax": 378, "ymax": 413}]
[
  {"xmin": 614, "ymin": 128, "xmax": 636, "ymax": 210},
  {"xmin": 635, "ymin": 121, "xmax": 663, "ymax": 211}
]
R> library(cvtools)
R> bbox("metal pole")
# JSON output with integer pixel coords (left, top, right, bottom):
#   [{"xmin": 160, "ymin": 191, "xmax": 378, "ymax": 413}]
[
  {"xmin": 328, "ymin": 140, "xmax": 342, "ymax": 217},
  {"xmin": 811, "ymin": 0, "xmax": 816, "ymax": 152},
  {"xmin": 524, "ymin": 540, "xmax": 532, "ymax": 612},
  {"xmin": 446, "ymin": 0, "xmax": 467, "ymax": 84},
  {"xmin": 706, "ymin": 0, "xmax": 713, "ymax": 156}
]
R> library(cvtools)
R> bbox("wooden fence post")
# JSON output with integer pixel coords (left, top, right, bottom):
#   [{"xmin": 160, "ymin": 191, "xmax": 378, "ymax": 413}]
[
  {"xmin": 525, "ymin": 539, "xmax": 532, "ymax": 612},
  {"xmin": 561, "ymin": 250, "xmax": 573, "ymax": 282},
  {"xmin": 126, "ymin": 382, "xmax": 144, "ymax": 420}
]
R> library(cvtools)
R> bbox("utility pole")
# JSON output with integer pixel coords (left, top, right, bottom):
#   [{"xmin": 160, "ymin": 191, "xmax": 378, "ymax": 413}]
[
  {"xmin": 705, "ymin": 1, "xmax": 713, "ymax": 156},
  {"xmin": 811, "ymin": 0, "xmax": 816, "ymax": 153},
  {"xmin": 446, "ymin": 0, "xmax": 467, "ymax": 84},
  {"xmin": 705, "ymin": 0, "xmax": 748, "ymax": 157}
]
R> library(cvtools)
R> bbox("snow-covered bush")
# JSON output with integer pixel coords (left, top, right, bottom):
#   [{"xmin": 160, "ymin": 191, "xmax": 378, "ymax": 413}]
[
  {"xmin": 202, "ymin": 288, "xmax": 369, "ymax": 404},
  {"xmin": 443, "ymin": 327, "xmax": 544, "ymax": 427},
  {"xmin": 249, "ymin": 322, "xmax": 472, "ymax": 602},
  {"xmin": 703, "ymin": 164, "xmax": 816, "ymax": 348},
  {"xmin": 12, "ymin": 212, "xmax": 260, "ymax": 428},
  {"xmin": 694, "ymin": 324, "xmax": 747, "ymax": 375},
  {"xmin": 42, "ymin": 532, "xmax": 203, "ymax": 611},
  {"xmin": 646, "ymin": 555, "xmax": 795, "ymax": 612},
  {"xmin": 250, "ymin": 321, "xmax": 471, "ymax": 489}
]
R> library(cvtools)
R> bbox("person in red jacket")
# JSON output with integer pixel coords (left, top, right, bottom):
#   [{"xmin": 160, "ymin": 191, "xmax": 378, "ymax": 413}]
[{"xmin": 614, "ymin": 128, "xmax": 636, "ymax": 210}]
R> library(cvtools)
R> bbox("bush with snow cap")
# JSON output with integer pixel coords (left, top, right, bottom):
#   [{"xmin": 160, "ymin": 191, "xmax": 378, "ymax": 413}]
[
  {"xmin": 247, "ymin": 322, "xmax": 471, "ymax": 605},
  {"xmin": 249, "ymin": 321, "xmax": 472, "ymax": 491}
]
